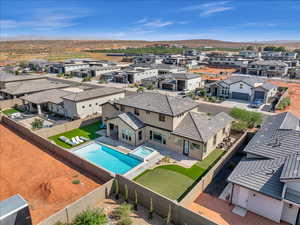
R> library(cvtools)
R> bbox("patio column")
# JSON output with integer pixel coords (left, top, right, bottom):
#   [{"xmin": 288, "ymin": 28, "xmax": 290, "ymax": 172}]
[
  {"xmin": 37, "ymin": 104, "xmax": 42, "ymax": 115},
  {"xmin": 29, "ymin": 102, "xmax": 34, "ymax": 112}
]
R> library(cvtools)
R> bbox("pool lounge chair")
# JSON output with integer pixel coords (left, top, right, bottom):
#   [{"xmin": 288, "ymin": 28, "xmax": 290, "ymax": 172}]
[
  {"xmin": 79, "ymin": 136, "xmax": 89, "ymax": 141},
  {"xmin": 71, "ymin": 137, "xmax": 79, "ymax": 145},
  {"xmin": 75, "ymin": 136, "xmax": 84, "ymax": 143}
]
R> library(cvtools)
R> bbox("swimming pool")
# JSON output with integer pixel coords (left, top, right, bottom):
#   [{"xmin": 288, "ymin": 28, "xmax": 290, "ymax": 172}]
[
  {"xmin": 74, "ymin": 143, "xmax": 142, "ymax": 175},
  {"xmin": 129, "ymin": 146, "xmax": 157, "ymax": 161}
]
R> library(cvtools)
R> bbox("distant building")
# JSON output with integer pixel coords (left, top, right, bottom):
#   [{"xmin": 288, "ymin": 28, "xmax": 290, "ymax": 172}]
[
  {"xmin": 208, "ymin": 56, "xmax": 249, "ymax": 68},
  {"xmin": 247, "ymin": 60, "xmax": 289, "ymax": 77},
  {"xmin": 206, "ymin": 75, "xmax": 278, "ymax": 103},
  {"xmin": 261, "ymin": 51, "xmax": 298, "ymax": 61},
  {"xmin": 239, "ymin": 50, "xmax": 261, "ymax": 59}
]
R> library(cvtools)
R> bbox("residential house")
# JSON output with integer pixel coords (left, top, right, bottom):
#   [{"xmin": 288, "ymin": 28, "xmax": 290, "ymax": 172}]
[
  {"xmin": 228, "ymin": 112, "xmax": 300, "ymax": 225},
  {"xmin": 133, "ymin": 55, "xmax": 163, "ymax": 64},
  {"xmin": 142, "ymin": 73, "xmax": 203, "ymax": 91},
  {"xmin": 208, "ymin": 56, "xmax": 249, "ymax": 68},
  {"xmin": 247, "ymin": 60, "xmax": 289, "ymax": 77},
  {"xmin": 239, "ymin": 50, "xmax": 261, "ymax": 59},
  {"xmin": 102, "ymin": 92, "xmax": 233, "ymax": 160},
  {"xmin": 261, "ymin": 51, "xmax": 298, "ymax": 61},
  {"xmin": 62, "ymin": 87, "xmax": 125, "ymax": 119},
  {"xmin": 206, "ymin": 75, "xmax": 278, "ymax": 103}
]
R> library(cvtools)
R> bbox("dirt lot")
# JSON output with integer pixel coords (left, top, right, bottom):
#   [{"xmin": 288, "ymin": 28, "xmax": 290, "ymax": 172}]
[
  {"xmin": 269, "ymin": 80, "xmax": 300, "ymax": 117},
  {"xmin": 190, "ymin": 67, "xmax": 237, "ymax": 75},
  {"xmin": 0, "ymin": 124, "xmax": 101, "ymax": 224}
]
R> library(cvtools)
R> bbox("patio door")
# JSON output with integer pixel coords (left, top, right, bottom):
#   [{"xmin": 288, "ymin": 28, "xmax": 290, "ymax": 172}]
[{"xmin": 183, "ymin": 140, "xmax": 189, "ymax": 156}]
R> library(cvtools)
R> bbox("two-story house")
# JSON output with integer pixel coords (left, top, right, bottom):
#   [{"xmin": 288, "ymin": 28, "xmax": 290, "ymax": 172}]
[
  {"xmin": 228, "ymin": 112, "xmax": 300, "ymax": 225},
  {"xmin": 102, "ymin": 92, "xmax": 233, "ymax": 160},
  {"xmin": 206, "ymin": 75, "xmax": 278, "ymax": 103},
  {"xmin": 247, "ymin": 60, "xmax": 289, "ymax": 77}
]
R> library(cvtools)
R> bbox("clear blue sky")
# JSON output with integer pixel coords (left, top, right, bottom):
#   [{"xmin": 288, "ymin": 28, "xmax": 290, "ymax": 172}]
[{"xmin": 1, "ymin": 0, "xmax": 300, "ymax": 41}]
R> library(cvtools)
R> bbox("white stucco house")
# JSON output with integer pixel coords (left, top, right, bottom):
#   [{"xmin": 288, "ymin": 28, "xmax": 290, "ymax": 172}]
[
  {"xmin": 206, "ymin": 75, "xmax": 278, "ymax": 103},
  {"xmin": 228, "ymin": 112, "xmax": 300, "ymax": 225}
]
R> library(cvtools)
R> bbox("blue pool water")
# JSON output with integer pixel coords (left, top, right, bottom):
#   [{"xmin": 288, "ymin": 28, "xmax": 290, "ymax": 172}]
[
  {"xmin": 131, "ymin": 146, "xmax": 154, "ymax": 160},
  {"xmin": 74, "ymin": 143, "xmax": 142, "ymax": 174}
]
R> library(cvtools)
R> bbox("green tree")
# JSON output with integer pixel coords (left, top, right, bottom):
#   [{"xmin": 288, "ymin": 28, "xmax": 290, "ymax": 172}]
[
  {"xmin": 134, "ymin": 190, "xmax": 138, "ymax": 211},
  {"xmin": 31, "ymin": 118, "xmax": 44, "ymax": 130},
  {"xmin": 148, "ymin": 198, "xmax": 154, "ymax": 219},
  {"xmin": 246, "ymin": 46, "xmax": 254, "ymax": 50},
  {"xmin": 114, "ymin": 179, "xmax": 119, "ymax": 200},
  {"xmin": 124, "ymin": 184, "xmax": 129, "ymax": 203}
]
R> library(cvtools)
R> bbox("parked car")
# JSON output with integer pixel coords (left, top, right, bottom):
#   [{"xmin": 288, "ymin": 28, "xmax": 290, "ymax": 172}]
[{"xmin": 250, "ymin": 99, "xmax": 263, "ymax": 108}]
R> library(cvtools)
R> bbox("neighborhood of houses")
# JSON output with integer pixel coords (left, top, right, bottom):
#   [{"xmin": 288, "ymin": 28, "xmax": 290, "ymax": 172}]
[{"xmin": 1, "ymin": 45, "xmax": 300, "ymax": 225}]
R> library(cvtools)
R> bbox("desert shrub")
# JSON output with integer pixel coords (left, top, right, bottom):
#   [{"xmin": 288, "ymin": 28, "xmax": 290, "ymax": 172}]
[
  {"xmin": 71, "ymin": 208, "xmax": 108, "ymax": 225},
  {"xmin": 112, "ymin": 204, "xmax": 132, "ymax": 220},
  {"xmin": 82, "ymin": 77, "xmax": 91, "ymax": 82},
  {"xmin": 276, "ymin": 97, "xmax": 291, "ymax": 110},
  {"xmin": 55, "ymin": 222, "xmax": 67, "ymax": 225},
  {"xmin": 146, "ymin": 84, "xmax": 155, "ymax": 90},
  {"xmin": 31, "ymin": 118, "xmax": 44, "ymax": 130},
  {"xmin": 72, "ymin": 179, "xmax": 80, "ymax": 184}
]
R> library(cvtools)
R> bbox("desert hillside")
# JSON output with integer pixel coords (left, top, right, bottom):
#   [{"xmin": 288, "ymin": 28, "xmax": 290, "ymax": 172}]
[{"xmin": 1, "ymin": 39, "xmax": 299, "ymax": 64}]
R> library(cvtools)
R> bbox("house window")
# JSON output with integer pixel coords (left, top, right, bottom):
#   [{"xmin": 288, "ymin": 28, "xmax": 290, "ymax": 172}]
[
  {"xmin": 146, "ymin": 110, "xmax": 150, "ymax": 114},
  {"xmin": 82, "ymin": 105, "xmax": 85, "ymax": 109},
  {"xmin": 122, "ymin": 129, "xmax": 132, "ymax": 141},
  {"xmin": 223, "ymin": 127, "xmax": 226, "ymax": 135},
  {"xmin": 152, "ymin": 131, "xmax": 166, "ymax": 145},
  {"xmin": 138, "ymin": 130, "xmax": 142, "ymax": 141},
  {"xmin": 121, "ymin": 105, "xmax": 125, "ymax": 112},
  {"xmin": 240, "ymin": 83, "xmax": 243, "ymax": 89},
  {"xmin": 159, "ymin": 114, "xmax": 165, "ymax": 122},
  {"xmin": 191, "ymin": 143, "xmax": 201, "ymax": 150},
  {"xmin": 95, "ymin": 103, "xmax": 98, "ymax": 105},
  {"xmin": 149, "ymin": 131, "xmax": 153, "ymax": 140},
  {"xmin": 134, "ymin": 108, "xmax": 140, "ymax": 116},
  {"xmin": 89, "ymin": 104, "xmax": 92, "ymax": 107},
  {"xmin": 213, "ymin": 134, "xmax": 217, "ymax": 146}
]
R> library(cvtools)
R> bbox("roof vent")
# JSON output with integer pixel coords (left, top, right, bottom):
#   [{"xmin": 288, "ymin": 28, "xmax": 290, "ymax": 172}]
[{"xmin": 267, "ymin": 138, "xmax": 281, "ymax": 147}]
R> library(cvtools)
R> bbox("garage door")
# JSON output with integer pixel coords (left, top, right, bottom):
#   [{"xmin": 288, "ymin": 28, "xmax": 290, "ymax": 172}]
[
  {"xmin": 231, "ymin": 92, "xmax": 250, "ymax": 101},
  {"xmin": 254, "ymin": 91, "xmax": 265, "ymax": 101}
]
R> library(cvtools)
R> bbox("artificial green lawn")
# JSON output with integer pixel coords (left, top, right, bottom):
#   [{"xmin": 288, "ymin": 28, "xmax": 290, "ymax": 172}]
[
  {"xmin": 1, "ymin": 108, "xmax": 22, "ymax": 115},
  {"xmin": 48, "ymin": 122, "xmax": 102, "ymax": 149},
  {"xmin": 134, "ymin": 149, "xmax": 225, "ymax": 200}
]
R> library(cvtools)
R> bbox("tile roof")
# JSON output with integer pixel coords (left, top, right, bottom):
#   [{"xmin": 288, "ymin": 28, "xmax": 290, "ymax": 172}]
[
  {"xmin": 114, "ymin": 92, "xmax": 199, "ymax": 116},
  {"xmin": 118, "ymin": 112, "xmax": 145, "ymax": 130},
  {"xmin": 281, "ymin": 152, "xmax": 300, "ymax": 180},
  {"xmin": 0, "ymin": 73, "xmax": 44, "ymax": 83},
  {"xmin": 62, "ymin": 87, "xmax": 124, "ymax": 102},
  {"xmin": 208, "ymin": 75, "xmax": 277, "ymax": 90},
  {"xmin": 227, "ymin": 158, "xmax": 285, "ymax": 200},
  {"xmin": 172, "ymin": 111, "xmax": 234, "ymax": 142},
  {"xmin": 244, "ymin": 112, "xmax": 300, "ymax": 159}
]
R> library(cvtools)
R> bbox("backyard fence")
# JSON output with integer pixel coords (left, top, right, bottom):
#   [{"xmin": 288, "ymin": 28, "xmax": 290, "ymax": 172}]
[
  {"xmin": 35, "ymin": 114, "xmax": 102, "ymax": 138},
  {"xmin": 38, "ymin": 179, "xmax": 114, "ymax": 225},
  {"xmin": 1, "ymin": 116, "xmax": 113, "ymax": 183},
  {"xmin": 115, "ymin": 175, "xmax": 217, "ymax": 225},
  {"xmin": 180, "ymin": 131, "xmax": 250, "ymax": 207}
]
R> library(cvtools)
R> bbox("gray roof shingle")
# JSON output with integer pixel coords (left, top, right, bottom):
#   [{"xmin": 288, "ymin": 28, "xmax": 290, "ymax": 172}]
[
  {"xmin": 118, "ymin": 112, "xmax": 145, "ymax": 130},
  {"xmin": 114, "ymin": 92, "xmax": 199, "ymax": 116},
  {"xmin": 172, "ymin": 111, "xmax": 234, "ymax": 142},
  {"xmin": 281, "ymin": 152, "xmax": 300, "ymax": 180},
  {"xmin": 20, "ymin": 89, "xmax": 72, "ymax": 104},
  {"xmin": 227, "ymin": 158, "xmax": 285, "ymax": 200},
  {"xmin": 244, "ymin": 112, "xmax": 300, "ymax": 159}
]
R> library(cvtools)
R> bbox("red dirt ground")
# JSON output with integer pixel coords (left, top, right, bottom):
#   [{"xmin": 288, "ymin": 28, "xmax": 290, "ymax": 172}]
[
  {"xmin": 0, "ymin": 124, "xmax": 101, "ymax": 224},
  {"xmin": 190, "ymin": 67, "xmax": 237, "ymax": 75},
  {"xmin": 269, "ymin": 80, "xmax": 300, "ymax": 117}
]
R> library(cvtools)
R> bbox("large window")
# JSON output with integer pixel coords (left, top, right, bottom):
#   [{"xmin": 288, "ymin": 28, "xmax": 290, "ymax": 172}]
[
  {"xmin": 150, "ymin": 130, "xmax": 166, "ymax": 144},
  {"xmin": 191, "ymin": 143, "xmax": 201, "ymax": 150},
  {"xmin": 175, "ymin": 137, "xmax": 183, "ymax": 146},
  {"xmin": 159, "ymin": 114, "xmax": 165, "ymax": 122},
  {"xmin": 122, "ymin": 129, "xmax": 132, "ymax": 142},
  {"xmin": 138, "ymin": 130, "xmax": 142, "ymax": 141}
]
